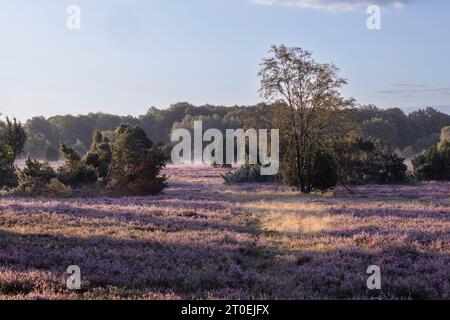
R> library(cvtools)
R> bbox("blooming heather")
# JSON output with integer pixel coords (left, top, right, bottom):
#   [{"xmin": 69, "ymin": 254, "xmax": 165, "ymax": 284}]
[{"xmin": 0, "ymin": 165, "xmax": 448, "ymax": 299}]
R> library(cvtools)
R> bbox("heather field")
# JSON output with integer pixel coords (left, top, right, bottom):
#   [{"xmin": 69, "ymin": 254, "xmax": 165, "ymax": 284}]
[{"xmin": 0, "ymin": 165, "xmax": 449, "ymax": 300}]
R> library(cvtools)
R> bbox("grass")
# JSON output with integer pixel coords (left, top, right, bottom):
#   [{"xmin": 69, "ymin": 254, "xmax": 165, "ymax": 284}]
[{"xmin": 0, "ymin": 165, "xmax": 448, "ymax": 299}]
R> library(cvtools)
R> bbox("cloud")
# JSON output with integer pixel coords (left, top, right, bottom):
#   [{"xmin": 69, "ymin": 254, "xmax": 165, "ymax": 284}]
[{"xmin": 250, "ymin": 0, "xmax": 410, "ymax": 12}]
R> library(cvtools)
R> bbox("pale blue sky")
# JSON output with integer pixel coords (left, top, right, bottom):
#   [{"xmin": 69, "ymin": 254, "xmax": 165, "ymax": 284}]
[{"xmin": 0, "ymin": 0, "xmax": 449, "ymax": 120}]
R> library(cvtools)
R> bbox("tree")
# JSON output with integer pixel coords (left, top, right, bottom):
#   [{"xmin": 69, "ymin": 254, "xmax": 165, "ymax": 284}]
[
  {"xmin": 0, "ymin": 117, "xmax": 26, "ymax": 187},
  {"xmin": 84, "ymin": 130, "xmax": 112, "ymax": 179},
  {"xmin": 58, "ymin": 143, "xmax": 98, "ymax": 187},
  {"xmin": 107, "ymin": 124, "xmax": 167, "ymax": 195},
  {"xmin": 15, "ymin": 157, "xmax": 57, "ymax": 194},
  {"xmin": 334, "ymin": 138, "xmax": 407, "ymax": 184},
  {"xmin": 4, "ymin": 117, "xmax": 27, "ymax": 159},
  {"xmin": 259, "ymin": 45, "xmax": 354, "ymax": 193},
  {"xmin": 413, "ymin": 134, "xmax": 450, "ymax": 181},
  {"xmin": 0, "ymin": 140, "xmax": 16, "ymax": 187}
]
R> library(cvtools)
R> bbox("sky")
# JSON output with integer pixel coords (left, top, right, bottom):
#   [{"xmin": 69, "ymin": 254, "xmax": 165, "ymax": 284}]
[{"xmin": 0, "ymin": 0, "xmax": 449, "ymax": 121}]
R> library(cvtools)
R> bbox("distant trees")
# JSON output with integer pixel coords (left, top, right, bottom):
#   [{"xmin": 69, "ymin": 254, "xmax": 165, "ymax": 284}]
[
  {"xmin": 356, "ymin": 106, "xmax": 450, "ymax": 157},
  {"xmin": 16, "ymin": 102, "xmax": 449, "ymax": 162},
  {"xmin": 44, "ymin": 145, "xmax": 59, "ymax": 161}
]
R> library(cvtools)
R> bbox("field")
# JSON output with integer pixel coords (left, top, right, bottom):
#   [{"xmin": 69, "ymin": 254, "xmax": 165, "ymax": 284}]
[{"xmin": 0, "ymin": 165, "xmax": 449, "ymax": 300}]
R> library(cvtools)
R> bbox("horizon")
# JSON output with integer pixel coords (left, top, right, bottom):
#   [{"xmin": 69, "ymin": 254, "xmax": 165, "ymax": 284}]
[
  {"xmin": 0, "ymin": 0, "xmax": 449, "ymax": 121},
  {"xmin": 1, "ymin": 102, "xmax": 450, "ymax": 123}
]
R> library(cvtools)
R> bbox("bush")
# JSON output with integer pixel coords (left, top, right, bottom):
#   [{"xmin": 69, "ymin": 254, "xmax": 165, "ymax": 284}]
[
  {"xmin": 83, "ymin": 130, "xmax": 112, "ymax": 179},
  {"xmin": 14, "ymin": 157, "xmax": 58, "ymax": 195},
  {"xmin": 336, "ymin": 139, "xmax": 408, "ymax": 185},
  {"xmin": 364, "ymin": 148, "xmax": 408, "ymax": 183},
  {"xmin": 310, "ymin": 152, "xmax": 338, "ymax": 192},
  {"xmin": 222, "ymin": 165, "xmax": 275, "ymax": 184},
  {"xmin": 58, "ymin": 143, "xmax": 98, "ymax": 188},
  {"xmin": 0, "ymin": 118, "xmax": 26, "ymax": 188},
  {"xmin": 0, "ymin": 141, "xmax": 17, "ymax": 188},
  {"xmin": 280, "ymin": 150, "xmax": 338, "ymax": 193},
  {"xmin": 413, "ymin": 141, "xmax": 450, "ymax": 181},
  {"xmin": 3, "ymin": 117, "xmax": 26, "ymax": 159},
  {"xmin": 107, "ymin": 124, "xmax": 167, "ymax": 195}
]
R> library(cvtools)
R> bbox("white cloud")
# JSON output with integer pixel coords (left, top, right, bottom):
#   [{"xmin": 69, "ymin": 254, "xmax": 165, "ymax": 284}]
[{"xmin": 250, "ymin": 0, "xmax": 410, "ymax": 12}]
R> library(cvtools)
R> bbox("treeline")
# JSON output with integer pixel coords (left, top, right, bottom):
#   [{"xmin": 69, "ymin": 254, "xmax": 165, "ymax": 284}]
[
  {"xmin": 355, "ymin": 106, "xmax": 450, "ymax": 157},
  {"xmin": 1, "ymin": 102, "xmax": 448, "ymax": 161}
]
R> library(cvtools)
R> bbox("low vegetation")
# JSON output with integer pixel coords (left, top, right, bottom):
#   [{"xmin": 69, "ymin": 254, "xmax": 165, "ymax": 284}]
[
  {"xmin": 0, "ymin": 166, "xmax": 448, "ymax": 299},
  {"xmin": 0, "ymin": 120, "xmax": 167, "ymax": 197}
]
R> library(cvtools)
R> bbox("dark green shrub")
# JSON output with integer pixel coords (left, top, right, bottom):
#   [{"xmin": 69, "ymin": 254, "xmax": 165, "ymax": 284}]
[
  {"xmin": 0, "ymin": 140, "xmax": 17, "ymax": 188},
  {"xmin": 83, "ymin": 130, "xmax": 112, "ymax": 179},
  {"xmin": 310, "ymin": 152, "xmax": 338, "ymax": 192},
  {"xmin": 3, "ymin": 117, "xmax": 26, "ymax": 159},
  {"xmin": 413, "ymin": 141, "xmax": 450, "ymax": 181},
  {"xmin": 280, "ymin": 150, "xmax": 338, "ymax": 193},
  {"xmin": 58, "ymin": 143, "xmax": 98, "ymax": 188},
  {"xmin": 336, "ymin": 139, "xmax": 408, "ymax": 184},
  {"xmin": 107, "ymin": 124, "xmax": 167, "ymax": 195},
  {"xmin": 14, "ymin": 157, "xmax": 57, "ymax": 194}
]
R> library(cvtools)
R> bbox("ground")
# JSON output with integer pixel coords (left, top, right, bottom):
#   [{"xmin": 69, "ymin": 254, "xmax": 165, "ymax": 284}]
[{"xmin": 0, "ymin": 165, "xmax": 449, "ymax": 299}]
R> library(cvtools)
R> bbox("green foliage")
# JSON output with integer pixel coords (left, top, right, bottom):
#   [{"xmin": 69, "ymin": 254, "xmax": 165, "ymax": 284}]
[
  {"xmin": 280, "ymin": 150, "xmax": 338, "ymax": 193},
  {"xmin": 310, "ymin": 152, "xmax": 338, "ymax": 192},
  {"xmin": 58, "ymin": 143, "xmax": 98, "ymax": 188},
  {"xmin": 14, "ymin": 157, "xmax": 57, "ymax": 194},
  {"xmin": 0, "ymin": 117, "xmax": 26, "ymax": 188},
  {"xmin": 336, "ymin": 138, "xmax": 408, "ymax": 184},
  {"xmin": 4, "ymin": 118, "xmax": 27, "ymax": 159},
  {"xmin": 83, "ymin": 130, "xmax": 112, "ymax": 179},
  {"xmin": 0, "ymin": 140, "xmax": 16, "ymax": 188},
  {"xmin": 356, "ymin": 106, "xmax": 450, "ymax": 151},
  {"xmin": 108, "ymin": 124, "xmax": 167, "ymax": 195},
  {"xmin": 412, "ymin": 140, "xmax": 450, "ymax": 181},
  {"xmin": 18, "ymin": 103, "xmax": 450, "ymax": 160},
  {"xmin": 222, "ymin": 165, "xmax": 275, "ymax": 184}
]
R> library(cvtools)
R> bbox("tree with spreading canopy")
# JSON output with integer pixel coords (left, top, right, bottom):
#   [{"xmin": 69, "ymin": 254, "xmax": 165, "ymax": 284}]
[{"xmin": 258, "ymin": 45, "xmax": 354, "ymax": 193}]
